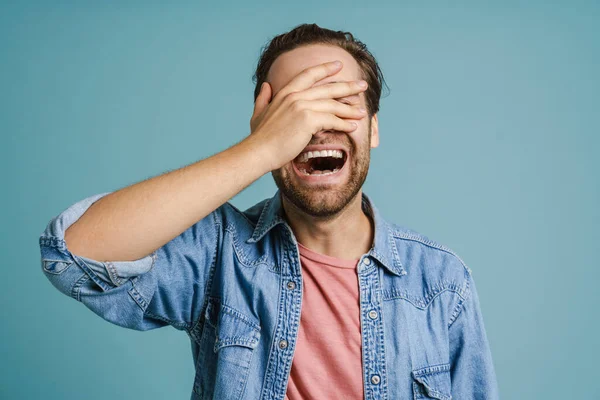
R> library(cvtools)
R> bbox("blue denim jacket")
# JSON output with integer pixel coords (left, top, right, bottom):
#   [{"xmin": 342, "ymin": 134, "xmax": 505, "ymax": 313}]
[{"xmin": 40, "ymin": 189, "xmax": 499, "ymax": 400}]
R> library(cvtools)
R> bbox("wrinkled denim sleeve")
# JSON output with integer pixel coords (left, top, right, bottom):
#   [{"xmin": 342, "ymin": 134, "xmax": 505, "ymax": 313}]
[
  {"xmin": 448, "ymin": 270, "xmax": 500, "ymax": 399},
  {"xmin": 39, "ymin": 191, "xmax": 220, "ymax": 332}
]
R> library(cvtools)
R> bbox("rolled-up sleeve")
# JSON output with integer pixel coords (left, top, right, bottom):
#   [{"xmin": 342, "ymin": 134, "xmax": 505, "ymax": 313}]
[
  {"xmin": 39, "ymin": 191, "xmax": 221, "ymax": 332},
  {"xmin": 448, "ymin": 270, "xmax": 500, "ymax": 399}
]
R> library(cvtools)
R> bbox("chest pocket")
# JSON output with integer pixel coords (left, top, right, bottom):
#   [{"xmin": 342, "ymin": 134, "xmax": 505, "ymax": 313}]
[
  {"xmin": 412, "ymin": 363, "xmax": 453, "ymax": 400},
  {"xmin": 193, "ymin": 297, "xmax": 261, "ymax": 400}
]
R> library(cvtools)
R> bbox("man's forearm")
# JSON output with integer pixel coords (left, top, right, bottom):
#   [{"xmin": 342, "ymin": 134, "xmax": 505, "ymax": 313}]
[{"xmin": 64, "ymin": 135, "xmax": 271, "ymax": 262}]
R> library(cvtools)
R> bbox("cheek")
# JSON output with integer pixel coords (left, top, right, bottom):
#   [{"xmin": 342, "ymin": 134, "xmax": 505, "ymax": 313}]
[{"xmin": 347, "ymin": 120, "xmax": 370, "ymax": 146}]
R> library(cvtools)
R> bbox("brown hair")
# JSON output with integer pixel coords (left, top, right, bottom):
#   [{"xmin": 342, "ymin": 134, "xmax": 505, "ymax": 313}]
[{"xmin": 252, "ymin": 23, "xmax": 389, "ymax": 118}]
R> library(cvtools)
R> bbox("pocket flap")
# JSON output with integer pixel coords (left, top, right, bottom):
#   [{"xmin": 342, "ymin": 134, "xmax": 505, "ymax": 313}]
[
  {"xmin": 42, "ymin": 259, "xmax": 73, "ymax": 274},
  {"xmin": 205, "ymin": 298, "xmax": 261, "ymax": 352},
  {"xmin": 412, "ymin": 363, "xmax": 452, "ymax": 400}
]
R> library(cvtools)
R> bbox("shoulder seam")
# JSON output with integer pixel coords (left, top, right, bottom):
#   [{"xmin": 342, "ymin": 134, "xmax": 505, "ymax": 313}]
[{"xmin": 391, "ymin": 232, "xmax": 473, "ymax": 276}]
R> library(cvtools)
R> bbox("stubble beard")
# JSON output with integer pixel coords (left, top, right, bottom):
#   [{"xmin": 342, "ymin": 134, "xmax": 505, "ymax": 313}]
[{"xmin": 271, "ymin": 125, "xmax": 372, "ymax": 219}]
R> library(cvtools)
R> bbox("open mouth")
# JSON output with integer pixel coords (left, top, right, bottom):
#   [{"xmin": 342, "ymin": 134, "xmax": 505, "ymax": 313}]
[{"xmin": 292, "ymin": 149, "xmax": 348, "ymax": 176}]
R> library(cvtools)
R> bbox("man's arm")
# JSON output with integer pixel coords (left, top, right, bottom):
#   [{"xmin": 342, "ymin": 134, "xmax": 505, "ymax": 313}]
[
  {"xmin": 63, "ymin": 137, "xmax": 271, "ymax": 263},
  {"xmin": 40, "ymin": 60, "xmax": 369, "ymax": 331},
  {"xmin": 40, "ymin": 137, "xmax": 271, "ymax": 331},
  {"xmin": 449, "ymin": 270, "xmax": 500, "ymax": 399}
]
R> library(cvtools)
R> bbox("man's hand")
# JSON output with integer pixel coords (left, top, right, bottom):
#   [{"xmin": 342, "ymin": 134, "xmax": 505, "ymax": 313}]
[{"xmin": 249, "ymin": 60, "xmax": 368, "ymax": 171}]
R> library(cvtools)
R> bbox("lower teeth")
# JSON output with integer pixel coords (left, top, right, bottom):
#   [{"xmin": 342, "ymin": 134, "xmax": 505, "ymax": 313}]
[{"xmin": 300, "ymin": 168, "xmax": 340, "ymax": 176}]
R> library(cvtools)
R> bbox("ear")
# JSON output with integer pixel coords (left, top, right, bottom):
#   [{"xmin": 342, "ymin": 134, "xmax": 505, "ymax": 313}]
[{"xmin": 370, "ymin": 113, "xmax": 379, "ymax": 148}]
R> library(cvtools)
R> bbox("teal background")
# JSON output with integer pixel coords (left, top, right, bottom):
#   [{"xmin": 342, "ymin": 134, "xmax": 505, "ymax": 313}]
[{"xmin": 2, "ymin": 1, "xmax": 598, "ymax": 399}]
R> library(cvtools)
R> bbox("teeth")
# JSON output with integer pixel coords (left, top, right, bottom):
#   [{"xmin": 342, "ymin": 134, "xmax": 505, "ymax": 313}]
[
  {"xmin": 299, "ymin": 167, "xmax": 341, "ymax": 176},
  {"xmin": 298, "ymin": 149, "xmax": 344, "ymax": 163}
]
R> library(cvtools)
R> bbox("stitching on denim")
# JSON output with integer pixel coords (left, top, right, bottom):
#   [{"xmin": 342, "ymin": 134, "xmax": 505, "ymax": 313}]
[
  {"xmin": 412, "ymin": 362, "xmax": 451, "ymax": 376},
  {"xmin": 267, "ymin": 235, "xmax": 284, "ymax": 274},
  {"xmin": 276, "ymin": 250, "xmax": 301, "ymax": 399},
  {"xmin": 412, "ymin": 363, "xmax": 452, "ymax": 400},
  {"xmin": 391, "ymin": 233, "xmax": 473, "ymax": 276},
  {"xmin": 237, "ymin": 342, "xmax": 257, "ymax": 398},
  {"xmin": 258, "ymin": 218, "xmax": 284, "ymax": 241},
  {"xmin": 39, "ymin": 236, "xmax": 67, "ymax": 250},
  {"xmin": 129, "ymin": 278, "xmax": 145, "ymax": 307},
  {"xmin": 208, "ymin": 296, "xmax": 260, "ymax": 332},
  {"xmin": 361, "ymin": 198, "xmax": 405, "ymax": 277},
  {"xmin": 218, "ymin": 300, "xmax": 261, "ymax": 330},
  {"xmin": 252, "ymin": 197, "xmax": 271, "ymax": 239},
  {"xmin": 215, "ymin": 337, "xmax": 258, "ymax": 350},
  {"xmin": 72, "ymin": 254, "xmax": 114, "ymax": 292},
  {"xmin": 448, "ymin": 267, "xmax": 472, "ymax": 329},
  {"xmin": 143, "ymin": 209, "xmax": 221, "ymax": 334},
  {"xmin": 412, "ymin": 381, "xmax": 420, "ymax": 399},
  {"xmin": 144, "ymin": 310, "xmax": 189, "ymax": 330},
  {"xmin": 388, "ymin": 227, "xmax": 403, "ymax": 269},
  {"xmin": 373, "ymin": 267, "xmax": 389, "ymax": 399},
  {"xmin": 359, "ymin": 272, "xmax": 373, "ymax": 400},
  {"xmin": 387, "ymin": 288, "xmax": 458, "ymax": 310},
  {"xmin": 104, "ymin": 261, "xmax": 122, "ymax": 286},
  {"xmin": 128, "ymin": 281, "xmax": 150, "ymax": 313},
  {"xmin": 383, "ymin": 275, "xmax": 465, "ymax": 306},
  {"xmin": 42, "ymin": 259, "xmax": 73, "ymax": 275},
  {"xmin": 448, "ymin": 294, "xmax": 466, "ymax": 328},
  {"xmin": 72, "ymin": 273, "xmax": 90, "ymax": 301},
  {"xmin": 187, "ymin": 210, "xmax": 222, "ymax": 339},
  {"xmin": 250, "ymin": 198, "xmax": 288, "ymax": 243},
  {"xmin": 371, "ymin": 247, "xmax": 405, "ymax": 277},
  {"xmin": 261, "ymin": 233, "xmax": 299, "ymax": 400},
  {"xmin": 223, "ymin": 201, "xmax": 256, "ymax": 227},
  {"xmin": 225, "ymin": 222, "xmax": 270, "ymax": 267},
  {"xmin": 219, "ymin": 335, "xmax": 258, "ymax": 344},
  {"xmin": 202, "ymin": 297, "xmax": 261, "ymax": 351}
]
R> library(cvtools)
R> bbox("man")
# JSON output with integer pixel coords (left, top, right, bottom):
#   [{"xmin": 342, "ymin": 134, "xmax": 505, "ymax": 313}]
[{"xmin": 40, "ymin": 23, "xmax": 499, "ymax": 399}]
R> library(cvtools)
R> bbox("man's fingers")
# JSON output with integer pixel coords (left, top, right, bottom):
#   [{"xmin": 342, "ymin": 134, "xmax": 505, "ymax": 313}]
[
  {"xmin": 277, "ymin": 60, "xmax": 342, "ymax": 99},
  {"xmin": 301, "ymin": 80, "xmax": 368, "ymax": 102},
  {"xmin": 251, "ymin": 82, "xmax": 272, "ymax": 129},
  {"xmin": 300, "ymin": 98, "xmax": 367, "ymax": 120},
  {"xmin": 316, "ymin": 112, "xmax": 359, "ymax": 134},
  {"xmin": 253, "ymin": 82, "xmax": 272, "ymax": 114}
]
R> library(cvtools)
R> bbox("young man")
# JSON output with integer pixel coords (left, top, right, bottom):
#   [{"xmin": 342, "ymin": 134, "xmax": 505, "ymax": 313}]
[{"xmin": 40, "ymin": 23, "xmax": 499, "ymax": 399}]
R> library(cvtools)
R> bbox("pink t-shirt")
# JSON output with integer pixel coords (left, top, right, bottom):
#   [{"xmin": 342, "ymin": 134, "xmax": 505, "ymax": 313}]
[{"xmin": 285, "ymin": 242, "xmax": 364, "ymax": 400}]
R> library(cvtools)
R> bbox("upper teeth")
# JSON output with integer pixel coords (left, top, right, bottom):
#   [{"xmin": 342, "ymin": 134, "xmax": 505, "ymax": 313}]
[{"xmin": 298, "ymin": 149, "xmax": 343, "ymax": 163}]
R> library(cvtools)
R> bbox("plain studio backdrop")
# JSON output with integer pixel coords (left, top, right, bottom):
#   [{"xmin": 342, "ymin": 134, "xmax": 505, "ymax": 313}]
[{"xmin": 1, "ymin": 1, "xmax": 598, "ymax": 399}]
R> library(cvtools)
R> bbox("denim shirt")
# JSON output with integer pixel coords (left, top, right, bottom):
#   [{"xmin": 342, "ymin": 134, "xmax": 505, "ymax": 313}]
[{"xmin": 39, "ymin": 189, "xmax": 499, "ymax": 400}]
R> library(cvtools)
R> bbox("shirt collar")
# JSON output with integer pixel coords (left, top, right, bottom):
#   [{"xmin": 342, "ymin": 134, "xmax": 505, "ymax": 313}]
[{"xmin": 245, "ymin": 190, "xmax": 406, "ymax": 277}]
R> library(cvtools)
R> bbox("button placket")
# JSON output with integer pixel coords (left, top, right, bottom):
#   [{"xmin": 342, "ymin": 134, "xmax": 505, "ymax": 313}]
[
  {"xmin": 261, "ymin": 225, "xmax": 303, "ymax": 400},
  {"xmin": 358, "ymin": 260, "xmax": 387, "ymax": 399}
]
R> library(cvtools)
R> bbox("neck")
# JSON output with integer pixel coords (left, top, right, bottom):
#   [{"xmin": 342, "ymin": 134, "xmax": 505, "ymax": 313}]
[{"xmin": 281, "ymin": 191, "xmax": 374, "ymax": 261}]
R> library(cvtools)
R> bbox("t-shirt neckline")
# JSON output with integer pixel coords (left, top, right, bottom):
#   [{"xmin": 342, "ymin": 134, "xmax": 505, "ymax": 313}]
[{"xmin": 297, "ymin": 242, "xmax": 360, "ymax": 269}]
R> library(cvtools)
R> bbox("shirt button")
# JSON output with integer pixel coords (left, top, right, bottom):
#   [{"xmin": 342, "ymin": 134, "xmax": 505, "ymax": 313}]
[
  {"xmin": 364, "ymin": 257, "xmax": 372, "ymax": 265},
  {"xmin": 286, "ymin": 281, "xmax": 296, "ymax": 290},
  {"xmin": 371, "ymin": 374, "xmax": 380, "ymax": 385},
  {"xmin": 279, "ymin": 339, "xmax": 288, "ymax": 349},
  {"xmin": 368, "ymin": 310, "xmax": 378, "ymax": 320}
]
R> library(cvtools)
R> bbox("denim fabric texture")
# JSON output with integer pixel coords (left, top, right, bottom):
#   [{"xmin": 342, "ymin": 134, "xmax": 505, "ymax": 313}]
[{"xmin": 39, "ymin": 189, "xmax": 499, "ymax": 400}]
